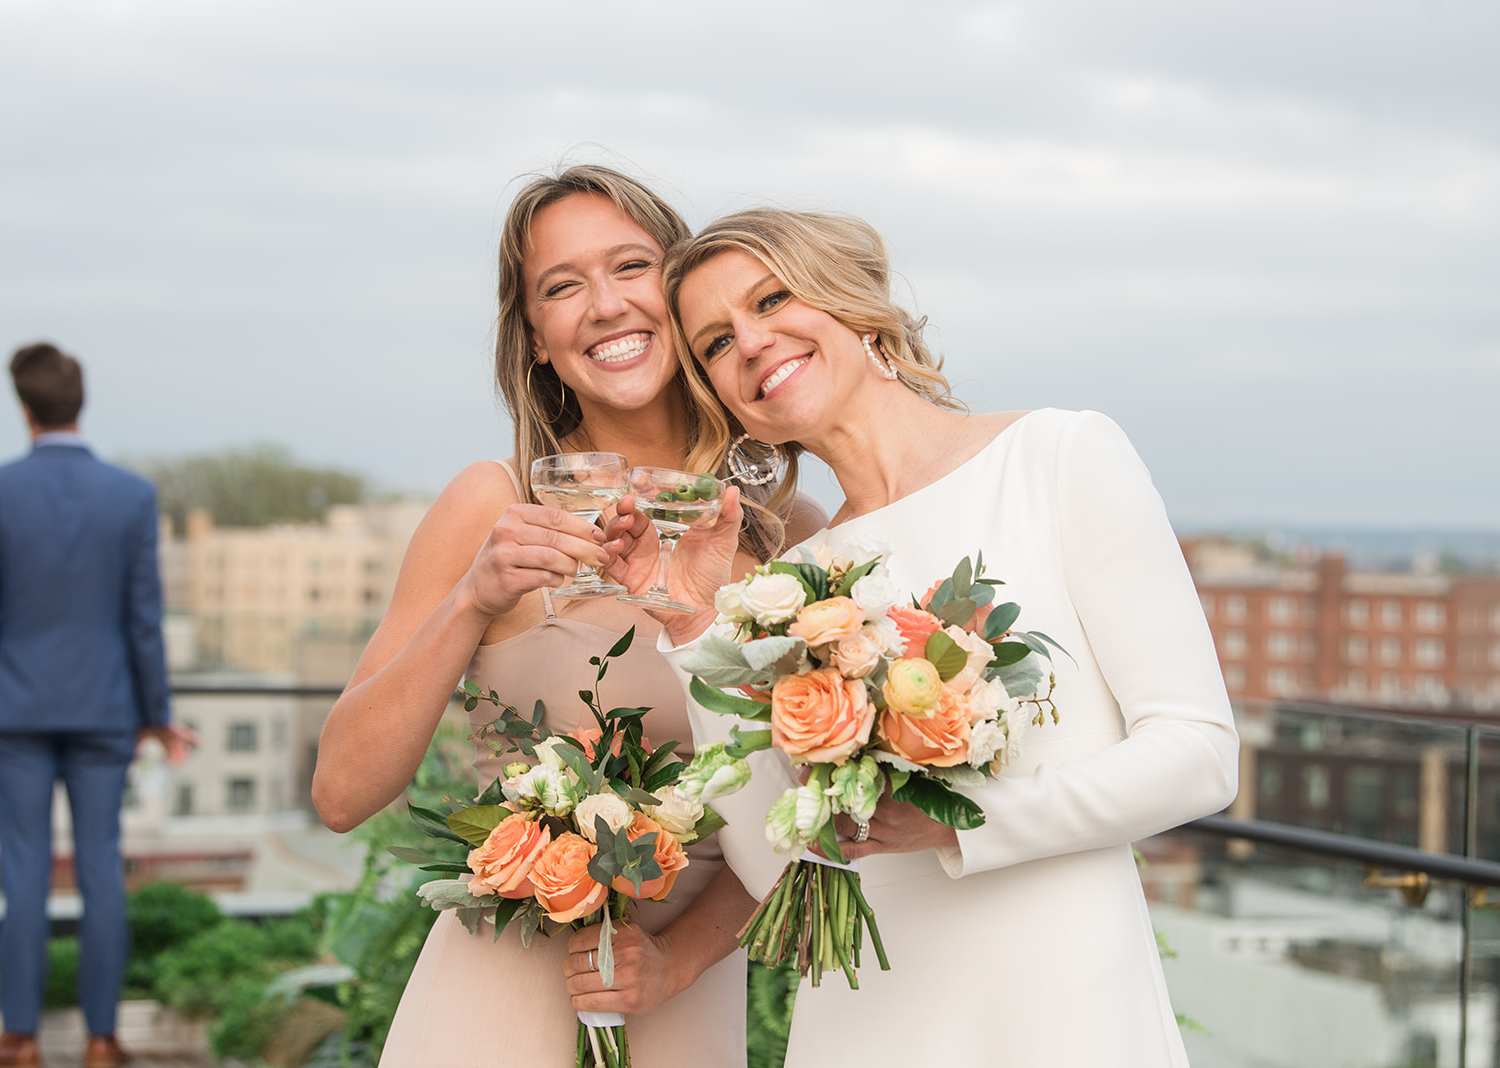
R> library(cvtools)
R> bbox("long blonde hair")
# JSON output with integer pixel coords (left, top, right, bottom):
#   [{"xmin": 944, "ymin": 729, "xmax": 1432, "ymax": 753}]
[{"xmin": 664, "ymin": 208, "xmax": 963, "ymax": 525}]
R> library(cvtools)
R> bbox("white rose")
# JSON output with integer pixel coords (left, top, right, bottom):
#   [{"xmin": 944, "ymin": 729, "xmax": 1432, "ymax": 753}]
[
  {"xmin": 839, "ymin": 535, "xmax": 892, "ymax": 567},
  {"xmin": 741, "ymin": 573, "xmax": 808, "ymax": 626},
  {"xmin": 646, "ymin": 786, "xmax": 704, "ymax": 842},
  {"xmin": 714, "ymin": 580, "xmax": 753, "ymax": 624},
  {"xmin": 574, "ymin": 791, "xmax": 635, "ymax": 841},
  {"xmin": 849, "ymin": 573, "xmax": 900, "ymax": 621}
]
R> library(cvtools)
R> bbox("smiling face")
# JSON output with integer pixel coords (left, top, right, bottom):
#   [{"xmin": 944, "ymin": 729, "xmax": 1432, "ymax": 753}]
[
  {"xmin": 523, "ymin": 193, "xmax": 679, "ymax": 419},
  {"xmin": 675, "ymin": 249, "xmax": 871, "ymax": 446}
]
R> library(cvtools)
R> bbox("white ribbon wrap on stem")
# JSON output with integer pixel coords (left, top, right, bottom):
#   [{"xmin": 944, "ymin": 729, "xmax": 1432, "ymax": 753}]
[
  {"xmin": 798, "ymin": 848, "xmax": 859, "ymax": 872},
  {"xmin": 578, "ymin": 1011, "xmax": 627, "ymax": 1028}
]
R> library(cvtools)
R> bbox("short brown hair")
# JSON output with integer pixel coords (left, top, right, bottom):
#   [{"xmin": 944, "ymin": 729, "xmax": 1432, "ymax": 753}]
[{"xmin": 10, "ymin": 342, "xmax": 84, "ymax": 427}]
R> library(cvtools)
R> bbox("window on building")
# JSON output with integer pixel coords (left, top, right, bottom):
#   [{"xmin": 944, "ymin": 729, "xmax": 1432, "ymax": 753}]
[
  {"xmin": 1345, "ymin": 635, "xmax": 1368, "ymax": 662},
  {"xmin": 1415, "ymin": 603, "xmax": 1446, "ymax": 630},
  {"xmin": 1269, "ymin": 597, "xmax": 1296, "ymax": 623},
  {"xmin": 228, "ymin": 722, "xmax": 258, "ymax": 752},
  {"xmin": 1491, "ymin": 606, "xmax": 1500, "ymax": 632},
  {"xmin": 271, "ymin": 719, "xmax": 286, "ymax": 749},
  {"xmin": 1381, "ymin": 600, "xmax": 1403, "ymax": 628},
  {"xmin": 1345, "ymin": 670, "xmax": 1366, "ymax": 694},
  {"xmin": 1226, "ymin": 596, "xmax": 1247, "ymax": 622},
  {"xmin": 174, "ymin": 783, "xmax": 194, "ymax": 817},
  {"xmin": 1414, "ymin": 639, "xmax": 1445, "ymax": 668},
  {"xmin": 1489, "ymin": 641, "xmax": 1500, "ymax": 670},
  {"xmin": 1223, "ymin": 665, "xmax": 1245, "ymax": 692},
  {"xmin": 1347, "ymin": 600, "xmax": 1368, "ymax": 626},
  {"xmin": 1392, "ymin": 771, "xmax": 1418, "ymax": 818},
  {"xmin": 1268, "ymin": 633, "xmax": 1296, "ymax": 660},
  {"xmin": 1200, "ymin": 594, "xmax": 1215, "ymax": 618},
  {"xmin": 1267, "ymin": 668, "xmax": 1298, "ymax": 695},
  {"xmin": 227, "ymin": 778, "xmax": 256, "ymax": 811},
  {"xmin": 1345, "ymin": 768, "xmax": 1384, "ymax": 837},
  {"xmin": 1258, "ymin": 763, "xmax": 1283, "ymax": 800},
  {"xmin": 1416, "ymin": 676, "xmax": 1447, "ymax": 703},
  {"xmin": 1303, "ymin": 765, "xmax": 1330, "ymax": 808},
  {"xmin": 1380, "ymin": 637, "xmax": 1402, "ymax": 665},
  {"xmin": 1224, "ymin": 631, "xmax": 1247, "ymax": 658},
  {"xmin": 1380, "ymin": 675, "xmax": 1402, "ymax": 699}
]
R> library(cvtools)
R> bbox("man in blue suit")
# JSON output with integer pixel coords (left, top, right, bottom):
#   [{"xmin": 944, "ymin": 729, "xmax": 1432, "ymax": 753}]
[{"xmin": 0, "ymin": 343, "xmax": 194, "ymax": 1068}]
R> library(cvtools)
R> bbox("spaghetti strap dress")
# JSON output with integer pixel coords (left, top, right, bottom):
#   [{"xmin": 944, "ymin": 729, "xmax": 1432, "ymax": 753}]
[{"xmin": 378, "ymin": 464, "xmax": 747, "ymax": 1068}]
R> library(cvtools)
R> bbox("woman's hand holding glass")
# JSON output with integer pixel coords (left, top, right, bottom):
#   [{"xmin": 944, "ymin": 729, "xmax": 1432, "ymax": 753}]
[
  {"xmin": 613, "ymin": 482, "xmax": 745, "ymax": 644},
  {"xmin": 458, "ymin": 499, "xmax": 617, "ymax": 620}
]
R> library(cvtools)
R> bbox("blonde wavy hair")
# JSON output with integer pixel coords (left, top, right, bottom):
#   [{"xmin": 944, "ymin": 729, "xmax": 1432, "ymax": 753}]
[
  {"xmin": 664, "ymin": 208, "xmax": 963, "ymax": 524},
  {"xmin": 494, "ymin": 166, "xmax": 781, "ymax": 557}
]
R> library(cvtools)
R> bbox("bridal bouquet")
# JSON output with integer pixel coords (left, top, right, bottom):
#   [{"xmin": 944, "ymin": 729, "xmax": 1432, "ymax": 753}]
[
  {"xmin": 682, "ymin": 547, "xmax": 1062, "ymax": 988},
  {"xmin": 390, "ymin": 628, "xmax": 737, "ymax": 1068}
]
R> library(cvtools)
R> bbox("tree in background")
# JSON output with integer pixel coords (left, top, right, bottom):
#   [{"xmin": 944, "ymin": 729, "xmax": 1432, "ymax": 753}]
[{"xmin": 127, "ymin": 445, "xmax": 366, "ymax": 534}]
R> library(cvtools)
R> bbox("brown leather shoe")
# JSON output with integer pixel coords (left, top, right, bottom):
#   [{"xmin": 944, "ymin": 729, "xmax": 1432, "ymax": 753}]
[
  {"xmin": 82, "ymin": 1036, "xmax": 128, "ymax": 1068},
  {"xmin": 0, "ymin": 1032, "xmax": 40, "ymax": 1067}
]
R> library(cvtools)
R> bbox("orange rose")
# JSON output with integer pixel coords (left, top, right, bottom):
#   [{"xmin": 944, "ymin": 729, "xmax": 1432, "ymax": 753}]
[
  {"xmin": 529, "ymin": 833, "xmax": 609, "ymax": 922},
  {"xmin": 611, "ymin": 812, "xmax": 689, "ymax": 901},
  {"xmin": 572, "ymin": 728, "xmax": 651, "ymax": 761},
  {"xmin": 771, "ymin": 667, "xmax": 875, "ymax": 765},
  {"xmin": 879, "ymin": 688, "xmax": 972, "ymax": 767},
  {"xmin": 787, "ymin": 596, "xmax": 865, "ymax": 647},
  {"xmin": 886, "ymin": 605, "xmax": 945, "ymax": 658},
  {"xmin": 466, "ymin": 813, "xmax": 552, "ymax": 899}
]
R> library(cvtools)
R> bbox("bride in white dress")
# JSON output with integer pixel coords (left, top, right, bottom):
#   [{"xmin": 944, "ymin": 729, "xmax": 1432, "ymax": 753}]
[{"xmin": 617, "ymin": 208, "xmax": 1240, "ymax": 1065}]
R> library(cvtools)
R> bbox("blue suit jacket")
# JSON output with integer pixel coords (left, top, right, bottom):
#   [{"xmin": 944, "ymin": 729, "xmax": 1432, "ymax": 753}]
[{"xmin": 0, "ymin": 441, "xmax": 170, "ymax": 733}]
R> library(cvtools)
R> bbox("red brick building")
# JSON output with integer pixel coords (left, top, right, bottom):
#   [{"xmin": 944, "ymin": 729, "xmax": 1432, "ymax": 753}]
[{"xmin": 1184, "ymin": 538, "xmax": 1500, "ymax": 713}]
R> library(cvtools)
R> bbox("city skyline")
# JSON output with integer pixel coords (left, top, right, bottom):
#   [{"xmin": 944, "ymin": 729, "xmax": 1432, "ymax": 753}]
[{"xmin": 2, "ymin": 1, "xmax": 1496, "ymax": 530}]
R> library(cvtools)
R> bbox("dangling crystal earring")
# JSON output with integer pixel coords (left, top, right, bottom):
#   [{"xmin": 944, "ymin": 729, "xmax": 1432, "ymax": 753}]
[
  {"xmin": 863, "ymin": 333, "xmax": 899, "ymax": 380},
  {"xmin": 725, "ymin": 433, "xmax": 781, "ymax": 486}
]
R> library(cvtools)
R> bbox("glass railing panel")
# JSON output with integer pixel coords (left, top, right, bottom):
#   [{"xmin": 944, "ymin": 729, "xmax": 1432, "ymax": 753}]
[{"xmin": 1143, "ymin": 825, "xmax": 1491, "ymax": 1068}]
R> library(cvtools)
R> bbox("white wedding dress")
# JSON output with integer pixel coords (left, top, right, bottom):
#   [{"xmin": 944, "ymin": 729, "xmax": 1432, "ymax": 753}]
[{"xmin": 664, "ymin": 409, "xmax": 1239, "ymax": 1065}]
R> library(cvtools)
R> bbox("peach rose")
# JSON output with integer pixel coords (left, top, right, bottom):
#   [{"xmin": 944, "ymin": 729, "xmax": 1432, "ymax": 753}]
[
  {"xmin": 572, "ymin": 727, "xmax": 651, "ymax": 761},
  {"xmin": 529, "ymin": 833, "xmax": 609, "ymax": 922},
  {"xmin": 830, "ymin": 632, "xmax": 883, "ymax": 679},
  {"xmin": 879, "ymin": 688, "xmax": 973, "ymax": 767},
  {"xmin": 770, "ymin": 667, "xmax": 875, "ymax": 765},
  {"xmin": 466, "ymin": 814, "xmax": 552, "ymax": 900},
  {"xmin": 882, "ymin": 658, "xmax": 943, "ymax": 717},
  {"xmin": 787, "ymin": 596, "xmax": 865, "ymax": 647},
  {"xmin": 886, "ymin": 604, "xmax": 945, "ymax": 658},
  {"xmin": 611, "ymin": 812, "xmax": 690, "ymax": 901}
]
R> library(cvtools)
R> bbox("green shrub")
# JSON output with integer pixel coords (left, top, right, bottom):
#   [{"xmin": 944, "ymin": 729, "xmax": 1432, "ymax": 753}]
[
  {"xmin": 43, "ymin": 936, "xmax": 80, "ymax": 1009},
  {"xmin": 125, "ymin": 881, "xmax": 223, "ymax": 997}
]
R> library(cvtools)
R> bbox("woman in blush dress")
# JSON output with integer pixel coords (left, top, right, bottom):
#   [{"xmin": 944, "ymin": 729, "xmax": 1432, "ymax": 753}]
[
  {"xmin": 623, "ymin": 208, "xmax": 1240, "ymax": 1066},
  {"xmin": 311, "ymin": 169, "xmax": 822, "ymax": 1068}
]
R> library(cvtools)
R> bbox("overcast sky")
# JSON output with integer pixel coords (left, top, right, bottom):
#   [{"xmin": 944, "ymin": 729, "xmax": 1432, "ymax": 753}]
[{"xmin": 2, "ymin": 0, "xmax": 1496, "ymax": 531}]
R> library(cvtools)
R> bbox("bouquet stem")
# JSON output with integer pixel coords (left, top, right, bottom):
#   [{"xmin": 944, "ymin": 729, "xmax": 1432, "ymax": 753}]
[
  {"xmin": 576, "ymin": 1014, "xmax": 630, "ymax": 1068},
  {"xmin": 737, "ymin": 858, "xmax": 889, "ymax": 988}
]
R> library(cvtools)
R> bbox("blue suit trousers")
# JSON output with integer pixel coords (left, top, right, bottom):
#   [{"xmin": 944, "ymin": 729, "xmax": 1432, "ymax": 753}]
[{"xmin": 0, "ymin": 731, "xmax": 135, "ymax": 1035}]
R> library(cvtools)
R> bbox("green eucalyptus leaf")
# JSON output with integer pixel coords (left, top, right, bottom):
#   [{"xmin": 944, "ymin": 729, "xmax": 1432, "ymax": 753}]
[
  {"xmin": 984, "ymin": 602, "xmax": 1022, "ymax": 639},
  {"xmin": 990, "ymin": 640, "xmax": 1032, "ymax": 666},
  {"xmin": 952, "ymin": 556, "xmax": 974, "ymax": 597},
  {"xmin": 386, "ymin": 845, "xmax": 443, "ymax": 865}
]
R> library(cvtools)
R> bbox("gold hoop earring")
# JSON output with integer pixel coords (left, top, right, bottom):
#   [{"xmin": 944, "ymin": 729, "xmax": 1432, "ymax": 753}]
[{"xmin": 525, "ymin": 360, "xmax": 568, "ymax": 425}]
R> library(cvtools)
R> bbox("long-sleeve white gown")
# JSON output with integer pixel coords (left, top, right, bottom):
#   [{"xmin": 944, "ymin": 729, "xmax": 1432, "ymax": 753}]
[{"xmin": 664, "ymin": 408, "xmax": 1239, "ymax": 1066}]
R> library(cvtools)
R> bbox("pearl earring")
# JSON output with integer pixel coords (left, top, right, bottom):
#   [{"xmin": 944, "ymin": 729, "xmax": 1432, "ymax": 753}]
[{"xmin": 863, "ymin": 334, "xmax": 898, "ymax": 381}]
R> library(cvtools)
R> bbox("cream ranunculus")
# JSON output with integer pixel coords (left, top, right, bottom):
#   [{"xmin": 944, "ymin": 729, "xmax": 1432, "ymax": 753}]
[
  {"xmin": 574, "ymin": 790, "xmax": 635, "ymax": 842},
  {"xmin": 882, "ymin": 658, "xmax": 943, "ymax": 718},
  {"xmin": 741, "ymin": 572, "xmax": 808, "ymax": 626}
]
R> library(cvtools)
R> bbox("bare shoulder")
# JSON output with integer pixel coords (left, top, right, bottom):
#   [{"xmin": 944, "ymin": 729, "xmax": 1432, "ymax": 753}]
[
  {"xmin": 977, "ymin": 409, "xmax": 1033, "ymax": 441},
  {"xmin": 782, "ymin": 491, "xmax": 830, "ymax": 548},
  {"xmin": 399, "ymin": 461, "xmax": 521, "ymax": 580}
]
